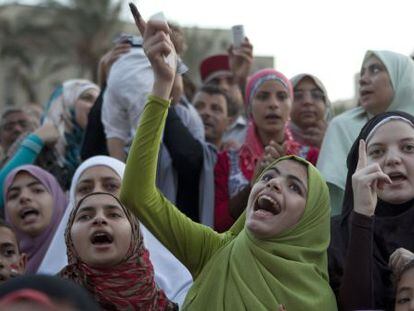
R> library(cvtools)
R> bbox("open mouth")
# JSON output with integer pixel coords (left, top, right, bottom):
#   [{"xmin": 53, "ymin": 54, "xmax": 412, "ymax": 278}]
[
  {"xmin": 264, "ymin": 113, "xmax": 281, "ymax": 121},
  {"xmin": 301, "ymin": 110, "xmax": 316, "ymax": 116},
  {"xmin": 203, "ymin": 121, "xmax": 214, "ymax": 129},
  {"xmin": 387, "ymin": 171, "xmax": 407, "ymax": 183},
  {"xmin": 254, "ymin": 195, "xmax": 281, "ymax": 215},
  {"xmin": 90, "ymin": 231, "xmax": 114, "ymax": 245},
  {"xmin": 0, "ymin": 274, "xmax": 6, "ymax": 282},
  {"xmin": 19, "ymin": 208, "xmax": 39, "ymax": 220},
  {"xmin": 360, "ymin": 90, "xmax": 373, "ymax": 98}
]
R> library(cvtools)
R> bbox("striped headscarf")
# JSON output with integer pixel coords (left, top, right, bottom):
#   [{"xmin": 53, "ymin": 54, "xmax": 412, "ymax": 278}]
[
  {"xmin": 59, "ymin": 192, "xmax": 176, "ymax": 311},
  {"xmin": 245, "ymin": 68, "xmax": 293, "ymax": 110},
  {"xmin": 240, "ymin": 69, "xmax": 297, "ymax": 177}
]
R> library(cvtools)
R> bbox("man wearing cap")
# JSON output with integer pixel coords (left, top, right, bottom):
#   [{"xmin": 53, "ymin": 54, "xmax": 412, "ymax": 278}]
[{"xmin": 199, "ymin": 38, "xmax": 253, "ymax": 148}]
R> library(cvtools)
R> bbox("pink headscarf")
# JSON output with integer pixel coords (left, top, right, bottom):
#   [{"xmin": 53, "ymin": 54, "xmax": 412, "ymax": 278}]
[
  {"xmin": 4, "ymin": 165, "xmax": 67, "ymax": 274},
  {"xmin": 240, "ymin": 69, "xmax": 297, "ymax": 179},
  {"xmin": 245, "ymin": 68, "xmax": 293, "ymax": 110}
]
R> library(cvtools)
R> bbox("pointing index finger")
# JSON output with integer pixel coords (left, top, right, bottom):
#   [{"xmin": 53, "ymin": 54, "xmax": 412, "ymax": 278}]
[
  {"xmin": 129, "ymin": 2, "xmax": 146, "ymax": 35},
  {"xmin": 357, "ymin": 139, "xmax": 367, "ymax": 170}
]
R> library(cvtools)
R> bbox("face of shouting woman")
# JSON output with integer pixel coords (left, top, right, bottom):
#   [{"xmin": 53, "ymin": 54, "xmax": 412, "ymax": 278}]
[
  {"xmin": 246, "ymin": 159, "xmax": 308, "ymax": 239},
  {"xmin": 6, "ymin": 172, "xmax": 54, "ymax": 238},
  {"xmin": 70, "ymin": 194, "xmax": 132, "ymax": 268}
]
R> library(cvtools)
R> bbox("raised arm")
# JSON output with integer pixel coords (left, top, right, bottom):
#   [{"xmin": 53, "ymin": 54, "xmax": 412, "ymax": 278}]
[
  {"xmin": 339, "ymin": 140, "xmax": 392, "ymax": 310},
  {"xmin": 120, "ymin": 5, "xmax": 227, "ymax": 277}
]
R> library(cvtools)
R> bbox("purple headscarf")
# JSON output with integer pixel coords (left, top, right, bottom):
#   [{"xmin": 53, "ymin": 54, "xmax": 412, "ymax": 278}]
[{"xmin": 3, "ymin": 165, "xmax": 68, "ymax": 274}]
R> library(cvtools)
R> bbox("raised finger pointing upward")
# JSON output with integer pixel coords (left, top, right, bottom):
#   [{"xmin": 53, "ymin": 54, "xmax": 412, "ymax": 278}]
[{"xmin": 356, "ymin": 139, "xmax": 368, "ymax": 170}]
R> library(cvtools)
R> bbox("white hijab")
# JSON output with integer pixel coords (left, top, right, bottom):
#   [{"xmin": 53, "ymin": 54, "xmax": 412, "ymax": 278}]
[
  {"xmin": 38, "ymin": 156, "xmax": 192, "ymax": 306},
  {"xmin": 317, "ymin": 50, "xmax": 414, "ymax": 192}
]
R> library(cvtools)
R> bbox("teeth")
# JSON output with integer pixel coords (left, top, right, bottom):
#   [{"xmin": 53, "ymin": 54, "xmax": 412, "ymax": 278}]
[
  {"xmin": 20, "ymin": 209, "xmax": 38, "ymax": 219},
  {"xmin": 256, "ymin": 195, "xmax": 281, "ymax": 214},
  {"xmin": 388, "ymin": 172, "xmax": 405, "ymax": 179},
  {"xmin": 261, "ymin": 195, "xmax": 276, "ymax": 205}
]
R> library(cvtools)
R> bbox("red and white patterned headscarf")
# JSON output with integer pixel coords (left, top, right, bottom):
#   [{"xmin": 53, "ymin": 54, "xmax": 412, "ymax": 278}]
[{"xmin": 59, "ymin": 192, "xmax": 176, "ymax": 311}]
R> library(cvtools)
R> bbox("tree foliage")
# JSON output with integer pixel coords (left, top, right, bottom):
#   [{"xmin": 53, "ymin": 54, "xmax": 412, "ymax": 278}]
[
  {"xmin": 0, "ymin": 1, "xmax": 123, "ymax": 104},
  {"xmin": 42, "ymin": 0, "xmax": 123, "ymax": 81}
]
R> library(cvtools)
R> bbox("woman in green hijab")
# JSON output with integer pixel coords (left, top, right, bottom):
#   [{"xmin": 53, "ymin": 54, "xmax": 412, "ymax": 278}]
[
  {"xmin": 317, "ymin": 50, "xmax": 414, "ymax": 216},
  {"xmin": 120, "ymin": 10, "xmax": 337, "ymax": 310}
]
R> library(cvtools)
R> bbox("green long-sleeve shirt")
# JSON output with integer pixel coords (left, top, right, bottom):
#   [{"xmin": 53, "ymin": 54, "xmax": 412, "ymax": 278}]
[
  {"xmin": 120, "ymin": 95, "xmax": 236, "ymax": 279},
  {"xmin": 121, "ymin": 95, "xmax": 338, "ymax": 311}
]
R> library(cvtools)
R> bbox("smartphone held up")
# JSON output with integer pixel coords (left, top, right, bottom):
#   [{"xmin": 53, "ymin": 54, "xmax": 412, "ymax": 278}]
[{"xmin": 231, "ymin": 25, "xmax": 245, "ymax": 48}]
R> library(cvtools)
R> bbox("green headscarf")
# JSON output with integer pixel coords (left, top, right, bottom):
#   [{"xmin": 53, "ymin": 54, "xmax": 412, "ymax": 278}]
[
  {"xmin": 317, "ymin": 50, "xmax": 414, "ymax": 215},
  {"xmin": 182, "ymin": 156, "xmax": 337, "ymax": 310}
]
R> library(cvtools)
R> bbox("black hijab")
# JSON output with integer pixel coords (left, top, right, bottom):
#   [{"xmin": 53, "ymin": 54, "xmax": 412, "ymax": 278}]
[{"xmin": 329, "ymin": 111, "xmax": 414, "ymax": 310}]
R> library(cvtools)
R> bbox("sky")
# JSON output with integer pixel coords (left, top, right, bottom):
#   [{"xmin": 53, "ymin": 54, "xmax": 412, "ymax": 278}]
[{"xmin": 5, "ymin": 0, "xmax": 414, "ymax": 102}]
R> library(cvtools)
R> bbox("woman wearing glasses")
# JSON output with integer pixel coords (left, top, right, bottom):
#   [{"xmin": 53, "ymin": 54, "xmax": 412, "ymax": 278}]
[{"xmin": 288, "ymin": 74, "xmax": 332, "ymax": 151}]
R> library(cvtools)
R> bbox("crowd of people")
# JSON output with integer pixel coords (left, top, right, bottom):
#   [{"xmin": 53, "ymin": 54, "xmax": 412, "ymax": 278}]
[{"xmin": 0, "ymin": 3, "xmax": 414, "ymax": 310}]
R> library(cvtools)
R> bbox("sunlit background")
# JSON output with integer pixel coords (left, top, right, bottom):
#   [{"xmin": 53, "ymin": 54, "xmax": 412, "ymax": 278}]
[{"xmin": 1, "ymin": 0, "xmax": 413, "ymax": 110}]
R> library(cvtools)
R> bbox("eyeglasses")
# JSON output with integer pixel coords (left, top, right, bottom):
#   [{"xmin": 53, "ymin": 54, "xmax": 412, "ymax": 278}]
[{"xmin": 294, "ymin": 89, "xmax": 325, "ymax": 102}]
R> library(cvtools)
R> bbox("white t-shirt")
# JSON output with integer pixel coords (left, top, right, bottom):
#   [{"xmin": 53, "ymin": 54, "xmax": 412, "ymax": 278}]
[{"xmin": 102, "ymin": 45, "xmax": 154, "ymax": 144}]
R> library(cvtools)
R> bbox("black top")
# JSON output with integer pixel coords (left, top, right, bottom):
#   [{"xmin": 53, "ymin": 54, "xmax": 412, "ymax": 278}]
[
  {"xmin": 328, "ymin": 111, "xmax": 414, "ymax": 311},
  {"xmin": 80, "ymin": 85, "xmax": 109, "ymax": 160},
  {"xmin": 163, "ymin": 105, "xmax": 203, "ymax": 221}
]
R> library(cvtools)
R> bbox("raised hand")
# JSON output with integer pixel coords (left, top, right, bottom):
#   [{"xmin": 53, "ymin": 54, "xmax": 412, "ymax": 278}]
[
  {"xmin": 251, "ymin": 140, "xmax": 284, "ymax": 185},
  {"xmin": 98, "ymin": 42, "xmax": 131, "ymax": 86},
  {"xmin": 352, "ymin": 139, "xmax": 392, "ymax": 216},
  {"xmin": 389, "ymin": 248, "xmax": 414, "ymax": 276},
  {"xmin": 228, "ymin": 37, "xmax": 253, "ymax": 84},
  {"xmin": 129, "ymin": 3, "xmax": 176, "ymax": 99},
  {"xmin": 34, "ymin": 121, "xmax": 60, "ymax": 145}
]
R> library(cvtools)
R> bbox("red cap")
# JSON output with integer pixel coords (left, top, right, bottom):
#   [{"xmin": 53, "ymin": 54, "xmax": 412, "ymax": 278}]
[{"xmin": 199, "ymin": 54, "xmax": 231, "ymax": 83}]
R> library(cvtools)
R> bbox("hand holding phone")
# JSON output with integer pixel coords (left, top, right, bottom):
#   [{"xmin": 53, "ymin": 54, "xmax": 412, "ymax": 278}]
[
  {"xmin": 232, "ymin": 25, "xmax": 245, "ymax": 48},
  {"xmin": 128, "ymin": 2, "xmax": 176, "ymax": 99}
]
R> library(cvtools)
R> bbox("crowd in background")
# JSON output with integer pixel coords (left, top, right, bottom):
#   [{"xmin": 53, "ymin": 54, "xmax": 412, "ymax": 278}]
[{"xmin": 0, "ymin": 3, "xmax": 414, "ymax": 310}]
